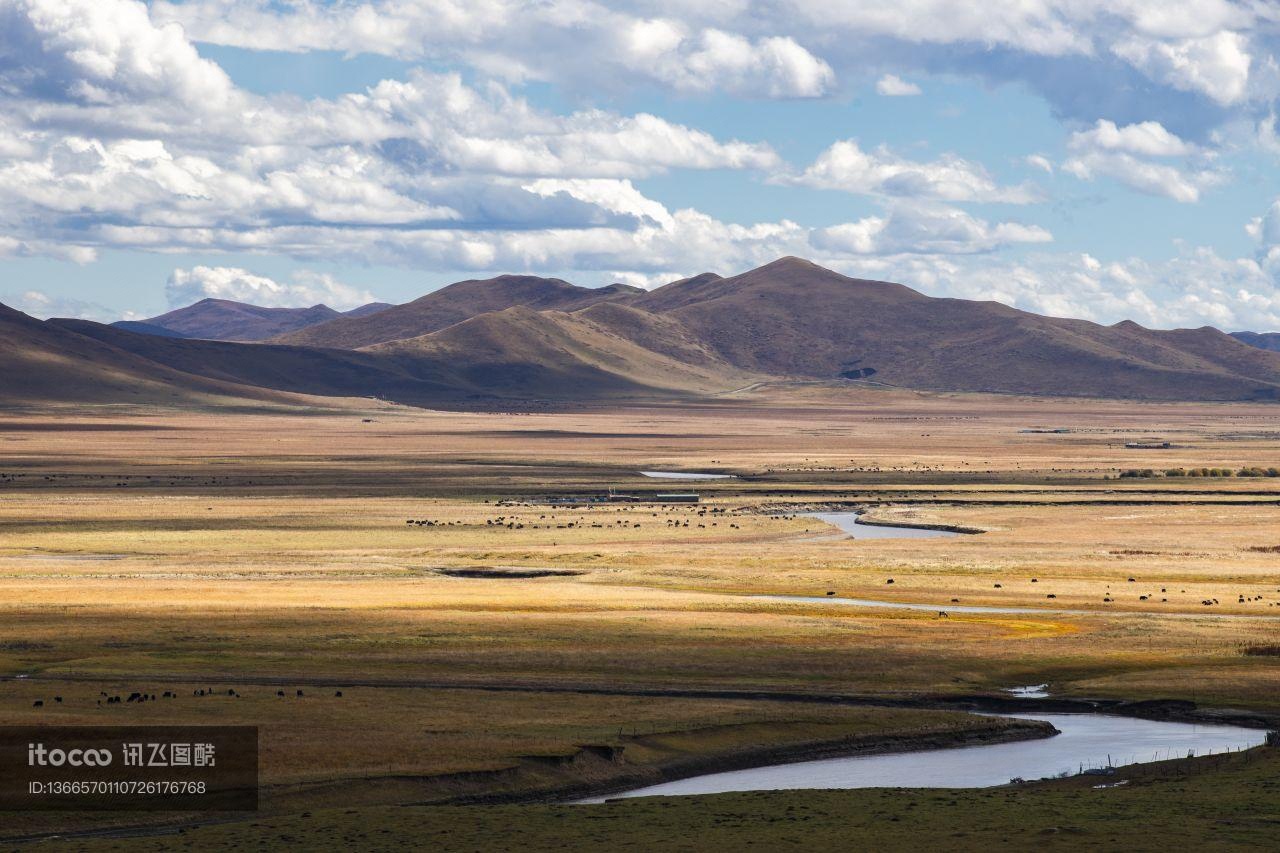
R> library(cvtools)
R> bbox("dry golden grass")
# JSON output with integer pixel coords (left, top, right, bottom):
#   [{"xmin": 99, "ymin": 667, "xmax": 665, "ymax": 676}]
[{"xmin": 2, "ymin": 386, "xmax": 1279, "ymax": 830}]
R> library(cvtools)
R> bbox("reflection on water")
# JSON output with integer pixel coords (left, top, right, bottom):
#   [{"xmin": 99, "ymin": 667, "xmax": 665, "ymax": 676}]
[
  {"xmin": 584, "ymin": 713, "xmax": 1265, "ymax": 801},
  {"xmin": 640, "ymin": 471, "xmax": 735, "ymax": 480},
  {"xmin": 802, "ymin": 512, "xmax": 961, "ymax": 539},
  {"xmin": 1006, "ymin": 684, "xmax": 1050, "ymax": 698}
]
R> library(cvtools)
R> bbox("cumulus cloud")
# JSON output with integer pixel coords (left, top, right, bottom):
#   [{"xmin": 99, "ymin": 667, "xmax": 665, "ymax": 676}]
[
  {"xmin": 813, "ymin": 204, "xmax": 1051, "ymax": 255},
  {"xmin": 1061, "ymin": 119, "xmax": 1222, "ymax": 202},
  {"xmin": 153, "ymin": 3, "xmax": 833, "ymax": 99},
  {"xmin": 1112, "ymin": 31, "xmax": 1252, "ymax": 106},
  {"xmin": 875, "ymin": 74, "xmax": 922, "ymax": 96},
  {"xmin": 626, "ymin": 26, "xmax": 835, "ymax": 97},
  {"xmin": 815, "ymin": 246, "xmax": 1280, "ymax": 331},
  {"xmin": 1069, "ymin": 119, "xmax": 1199, "ymax": 156},
  {"xmin": 0, "ymin": 0, "xmax": 236, "ymax": 109},
  {"xmin": 165, "ymin": 266, "xmax": 376, "ymax": 310},
  {"xmin": 152, "ymin": 0, "xmax": 1280, "ymax": 111},
  {"xmin": 782, "ymin": 140, "xmax": 1042, "ymax": 203},
  {"xmin": 0, "ymin": 0, "xmax": 787, "ymax": 265}
]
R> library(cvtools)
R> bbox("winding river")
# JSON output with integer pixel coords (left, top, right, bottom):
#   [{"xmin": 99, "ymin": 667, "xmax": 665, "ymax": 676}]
[
  {"xmin": 640, "ymin": 471, "xmax": 736, "ymax": 480},
  {"xmin": 801, "ymin": 511, "xmax": 961, "ymax": 539},
  {"xmin": 583, "ymin": 712, "xmax": 1266, "ymax": 801}
]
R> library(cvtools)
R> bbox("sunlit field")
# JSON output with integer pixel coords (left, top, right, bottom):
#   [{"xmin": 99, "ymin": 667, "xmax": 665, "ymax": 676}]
[{"xmin": 2, "ymin": 387, "xmax": 1279, "ymax": 842}]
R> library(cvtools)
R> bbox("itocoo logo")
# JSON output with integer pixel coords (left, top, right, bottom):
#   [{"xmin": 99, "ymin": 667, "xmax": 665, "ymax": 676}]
[{"xmin": 27, "ymin": 743, "xmax": 113, "ymax": 766}]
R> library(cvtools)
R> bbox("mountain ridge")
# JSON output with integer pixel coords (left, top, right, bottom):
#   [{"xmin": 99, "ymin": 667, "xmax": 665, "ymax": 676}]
[{"xmin": 9, "ymin": 258, "xmax": 1280, "ymax": 408}]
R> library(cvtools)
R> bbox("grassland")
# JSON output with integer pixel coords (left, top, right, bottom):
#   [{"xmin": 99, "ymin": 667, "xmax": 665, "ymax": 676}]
[
  {"xmin": 1, "ymin": 385, "xmax": 1279, "ymax": 846},
  {"xmin": 45, "ymin": 745, "xmax": 1280, "ymax": 852}
]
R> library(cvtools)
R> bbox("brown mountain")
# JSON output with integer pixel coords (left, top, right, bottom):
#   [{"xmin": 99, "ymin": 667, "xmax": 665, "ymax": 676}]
[
  {"xmin": 273, "ymin": 275, "xmax": 642, "ymax": 349},
  {"xmin": 127, "ymin": 299, "xmax": 343, "ymax": 342},
  {"xmin": 366, "ymin": 304, "xmax": 748, "ymax": 398},
  {"xmin": 1233, "ymin": 331, "xmax": 1280, "ymax": 353},
  {"xmin": 11, "ymin": 258, "xmax": 1280, "ymax": 408},
  {"xmin": 0, "ymin": 303, "xmax": 297, "ymax": 406},
  {"xmin": 344, "ymin": 302, "xmax": 396, "ymax": 319},
  {"xmin": 618, "ymin": 257, "xmax": 1280, "ymax": 401}
]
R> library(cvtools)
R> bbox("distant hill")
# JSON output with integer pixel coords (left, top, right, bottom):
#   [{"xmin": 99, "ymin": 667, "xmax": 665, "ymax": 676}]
[
  {"xmin": 1232, "ymin": 331, "xmax": 1280, "ymax": 352},
  {"xmin": 0, "ymin": 303, "xmax": 297, "ymax": 406},
  {"xmin": 10, "ymin": 258, "xmax": 1280, "ymax": 408},
  {"xmin": 122, "ymin": 299, "xmax": 395, "ymax": 342},
  {"xmin": 110, "ymin": 321, "xmax": 191, "ymax": 339},
  {"xmin": 125, "ymin": 299, "xmax": 341, "ymax": 342},
  {"xmin": 273, "ymin": 276, "xmax": 641, "ymax": 349},
  {"xmin": 344, "ymin": 302, "xmax": 396, "ymax": 319}
]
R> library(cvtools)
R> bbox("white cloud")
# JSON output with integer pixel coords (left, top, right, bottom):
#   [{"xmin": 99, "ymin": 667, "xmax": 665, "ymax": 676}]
[
  {"xmin": 1112, "ymin": 30, "xmax": 1252, "ymax": 106},
  {"xmin": 1, "ymin": 0, "xmax": 236, "ymax": 109},
  {"xmin": 151, "ymin": 0, "xmax": 1279, "ymax": 109},
  {"xmin": 1068, "ymin": 119, "xmax": 1198, "ymax": 157},
  {"xmin": 0, "ymin": 289, "xmax": 123, "ymax": 321},
  {"xmin": 875, "ymin": 74, "xmax": 922, "ymax": 96},
  {"xmin": 1025, "ymin": 154, "xmax": 1054, "ymax": 174},
  {"xmin": 783, "ymin": 139, "xmax": 1042, "ymax": 203},
  {"xmin": 816, "ymin": 247, "xmax": 1280, "ymax": 331},
  {"xmin": 1062, "ymin": 120, "xmax": 1222, "ymax": 202},
  {"xmin": 632, "ymin": 27, "xmax": 835, "ymax": 98},
  {"xmin": 165, "ymin": 266, "xmax": 375, "ymax": 309},
  {"xmin": 814, "ymin": 204, "xmax": 1051, "ymax": 255},
  {"xmin": 153, "ymin": 3, "xmax": 833, "ymax": 99}
]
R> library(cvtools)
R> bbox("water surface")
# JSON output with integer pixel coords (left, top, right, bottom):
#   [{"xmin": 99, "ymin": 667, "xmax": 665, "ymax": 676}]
[
  {"xmin": 802, "ymin": 511, "xmax": 961, "ymax": 539},
  {"xmin": 585, "ymin": 713, "xmax": 1264, "ymax": 800},
  {"xmin": 640, "ymin": 471, "xmax": 735, "ymax": 480}
]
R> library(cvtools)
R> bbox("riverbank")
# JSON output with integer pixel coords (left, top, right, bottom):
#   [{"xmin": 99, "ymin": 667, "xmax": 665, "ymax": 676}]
[
  {"xmin": 755, "ymin": 502, "xmax": 987, "ymax": 534},
  {"xmin": 34, "ymin": 736, "xmax": 1280, "ymax": 851}
]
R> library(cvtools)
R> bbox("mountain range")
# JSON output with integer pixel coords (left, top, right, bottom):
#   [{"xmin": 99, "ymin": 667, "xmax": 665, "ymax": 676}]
[
  {"xmin": 113, "ymin": 299, "xmax": 394, "ymax": 342},
  {"xmin": 6, "ymin": 257, "xmax": 1280, "ymax": 408},
  {"xmin": 1231, "ymin": 331, "xmax": 1280, "ymax": 353}
]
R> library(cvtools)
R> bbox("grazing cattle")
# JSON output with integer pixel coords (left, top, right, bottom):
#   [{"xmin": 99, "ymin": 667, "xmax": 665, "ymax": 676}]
[
  {"xmin": 993, "ymin": 583, "xmax": 1002, "ymax": 588},
  {"xmin": 32, "ymin": 700, "xmax": 43, "ymax": 708},
  {"xmin": 334, "ymin": 691, "xmax": 343, "ymax": 697},
  {"xmin": 826, "ymin": 591, "xmax": 835, "ymax": 596},
  {"xmin": 276, "ymin": 690, "xmax": 285, "ymax": 697},
  {"xmin": 54, "ymin": 696, "xmax": 62, "ymax": 703},
  {"xmin": 937, "ymin": 611, "xmax": 949, "ymax": 618},
  {"xmin": 296, "ymin": 690, "xmax": 304, "ymax": 697},
  {"xmin": 885, "ymin": 578, "xmax": 895, "ymax": 585}
]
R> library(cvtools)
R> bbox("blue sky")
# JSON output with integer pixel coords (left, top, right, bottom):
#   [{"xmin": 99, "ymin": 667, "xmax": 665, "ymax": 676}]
[{"xmin": 3, "ymin": 1, "xmax": 1280, "ymax": 331}]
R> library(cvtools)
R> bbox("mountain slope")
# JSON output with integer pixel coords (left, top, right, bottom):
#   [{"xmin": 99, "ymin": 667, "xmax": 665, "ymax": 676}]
[
  {"xmin": 12, "ymin": 258, "xmax": 1280, "ymax": 408},
  {"xmin": 129, "ymin": 299, "xmax": 344, "ymax": 342},
  {"xmin": 274, "ymin": 275, "xmax": 642, "ymax": 349},
  {"xmin": 366, "ymin": 305, "xmax": 749, "ymax": 398},
  {"xmin": 1233, "ymin": 331, "xmax": 1280, "ymax": 353},
  {"xmin": 0, "ymin": 303, "xmax": 299, "ymax": 405},
  {"xmin": 110, "ymin": 321, "xmax": 191, "ymax": 339},
  {"xmin": 52, "ymin": 310, "xmax": 725, "ymax": 406},
  {"xmin": 344, "ymin": 302, "xmax": 396, "ymax": 319},
  {"xmin": 625, "ymin": 257, "xmax": 1280, "ymax": 401}
]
